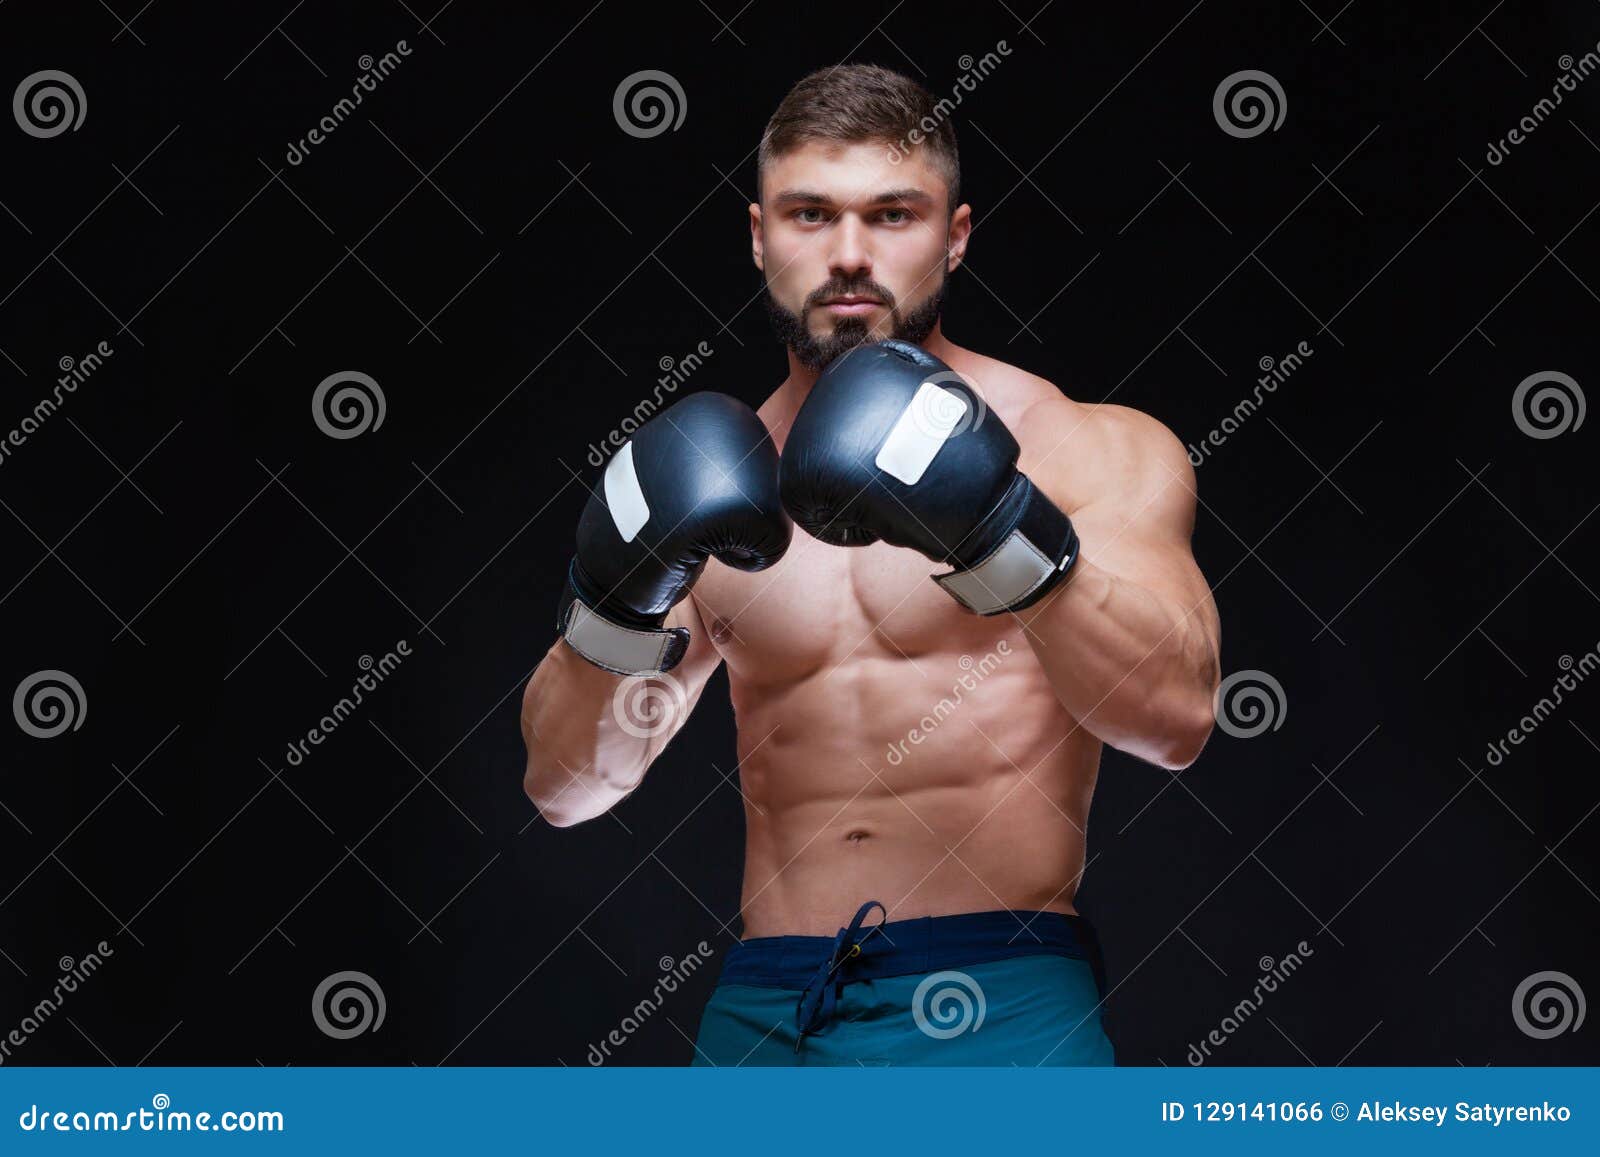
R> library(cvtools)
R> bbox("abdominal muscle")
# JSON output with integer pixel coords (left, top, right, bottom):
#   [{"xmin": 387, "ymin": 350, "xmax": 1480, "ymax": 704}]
[{"xmin": 727, "ymin": 644, "xmax": 1102, "ymax": 939}]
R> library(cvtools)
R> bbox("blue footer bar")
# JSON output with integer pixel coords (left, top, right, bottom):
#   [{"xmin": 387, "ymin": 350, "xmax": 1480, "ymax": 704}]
[{"xmin": 2, "ymin": 1068, "xmax": 1595, "ymax": 1153}]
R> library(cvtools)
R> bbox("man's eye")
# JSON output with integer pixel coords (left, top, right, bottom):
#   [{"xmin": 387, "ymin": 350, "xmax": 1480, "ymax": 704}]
[
  {"xmin": 880, "ymin": 209, "xmax": 909, "ymax": 224},
  {"xmin": 797, "ymin": 208, "xmax": 824, "ymax": 223}
]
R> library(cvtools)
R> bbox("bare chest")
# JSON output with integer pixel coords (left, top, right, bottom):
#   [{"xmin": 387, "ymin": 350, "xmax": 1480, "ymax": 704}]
[{"xmin": 690, "ymin": 536, "xmax": 1020, "ymax": 682}]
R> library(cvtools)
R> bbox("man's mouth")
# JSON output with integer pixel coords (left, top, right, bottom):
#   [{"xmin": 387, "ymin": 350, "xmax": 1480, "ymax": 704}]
[{"xmin": 818, "ymin": 295, "xmax": 883, "ymax": 315}]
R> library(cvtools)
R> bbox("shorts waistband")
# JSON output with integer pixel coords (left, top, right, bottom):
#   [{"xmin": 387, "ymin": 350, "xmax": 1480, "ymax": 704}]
[{"xmin": 719, "ymin": 905, "xmax": 1101, "ymax": 989}]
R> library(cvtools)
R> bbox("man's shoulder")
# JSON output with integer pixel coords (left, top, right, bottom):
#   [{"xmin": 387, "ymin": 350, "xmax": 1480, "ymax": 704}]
[
  {"xmin": 1025, "ymin": 397, "xmax": 1185, "ymax": 458},
  {"xmin": 951, "ymin": 348, "xmax": 1182, "ymax": 463}
]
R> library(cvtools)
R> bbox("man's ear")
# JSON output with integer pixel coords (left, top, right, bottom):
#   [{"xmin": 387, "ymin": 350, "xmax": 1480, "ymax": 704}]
[
  {"xmin": 946, "ymin": 202, "xmax": 973, "ymax": 273},
  {"xmin": 749, "ymin": 202, "xmax": 764, "ymax": 272}
]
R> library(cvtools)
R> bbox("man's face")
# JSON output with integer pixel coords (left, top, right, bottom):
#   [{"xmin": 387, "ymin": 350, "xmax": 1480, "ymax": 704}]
[{"xmin": 752, "ymin": 140, "xmax": 968, "ymax": 370}]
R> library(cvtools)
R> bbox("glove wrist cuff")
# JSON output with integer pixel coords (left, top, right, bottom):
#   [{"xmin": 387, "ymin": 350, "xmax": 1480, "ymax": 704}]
[
  {"xmin": 557, "ymin": 560, "xmax": 689, "ymax": 676},
  {"xmin": 934, "ymin": 474, "xmax": 1079, "ymax": 615}
]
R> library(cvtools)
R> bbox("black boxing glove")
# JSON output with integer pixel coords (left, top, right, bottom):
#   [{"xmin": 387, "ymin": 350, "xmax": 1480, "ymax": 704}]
[
  {"xmin": 558, "ymin": 392, "xmax": 790, "ymax": 676},
  {"xmin": 779, "ymin": 340, "xmax": 1078, "ymax": 615}
]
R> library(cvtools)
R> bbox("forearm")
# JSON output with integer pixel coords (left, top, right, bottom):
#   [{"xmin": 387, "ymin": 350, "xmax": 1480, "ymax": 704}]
[
  {"xmin": 1017, "ymin": 557, "xmax": 1219, "ymax": 769},
  {"xmin": 521, "ymin": 641, "xmax": 656, "ymax": 827}
]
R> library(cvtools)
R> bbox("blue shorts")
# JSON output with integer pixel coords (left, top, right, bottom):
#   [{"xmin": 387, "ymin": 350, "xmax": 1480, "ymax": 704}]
[{"xmin": 692, "ymin": 902, "xmax": 1115, "ymax": 1066}]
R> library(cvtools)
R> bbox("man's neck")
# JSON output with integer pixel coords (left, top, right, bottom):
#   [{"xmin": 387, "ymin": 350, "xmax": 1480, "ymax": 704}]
[{"xmin": 781, "ymin": 323, "xmax": 955, "ymax": 396}]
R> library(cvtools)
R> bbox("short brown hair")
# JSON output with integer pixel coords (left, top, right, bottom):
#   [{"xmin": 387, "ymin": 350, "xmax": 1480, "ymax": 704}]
[{"xmin": 758, "ymin": 64, "xmax": 961, "ymax": 210}]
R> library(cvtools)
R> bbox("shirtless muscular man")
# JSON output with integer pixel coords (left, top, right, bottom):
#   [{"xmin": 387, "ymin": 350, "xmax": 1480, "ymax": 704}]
[{"xmin": 523, "ymin": 64, "xmax": 1221, "ymax": 1066}]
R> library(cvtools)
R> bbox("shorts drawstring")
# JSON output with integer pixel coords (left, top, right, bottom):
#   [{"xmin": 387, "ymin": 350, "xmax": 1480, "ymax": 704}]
[{"xmin": 794, "ymin": 901, "xmax": 886, "ymax": 1052}]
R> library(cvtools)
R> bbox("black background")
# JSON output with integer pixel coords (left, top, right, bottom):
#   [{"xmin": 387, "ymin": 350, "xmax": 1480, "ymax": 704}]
[{"xmin": 0, "ymin": 0, "xmax": 1596, "ymax": 1067}]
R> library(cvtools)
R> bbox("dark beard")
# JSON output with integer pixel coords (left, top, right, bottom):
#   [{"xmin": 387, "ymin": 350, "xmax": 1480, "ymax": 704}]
[{"xmin": 764, "ymin": 275, "xmax": 947, "ymax": 371}]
